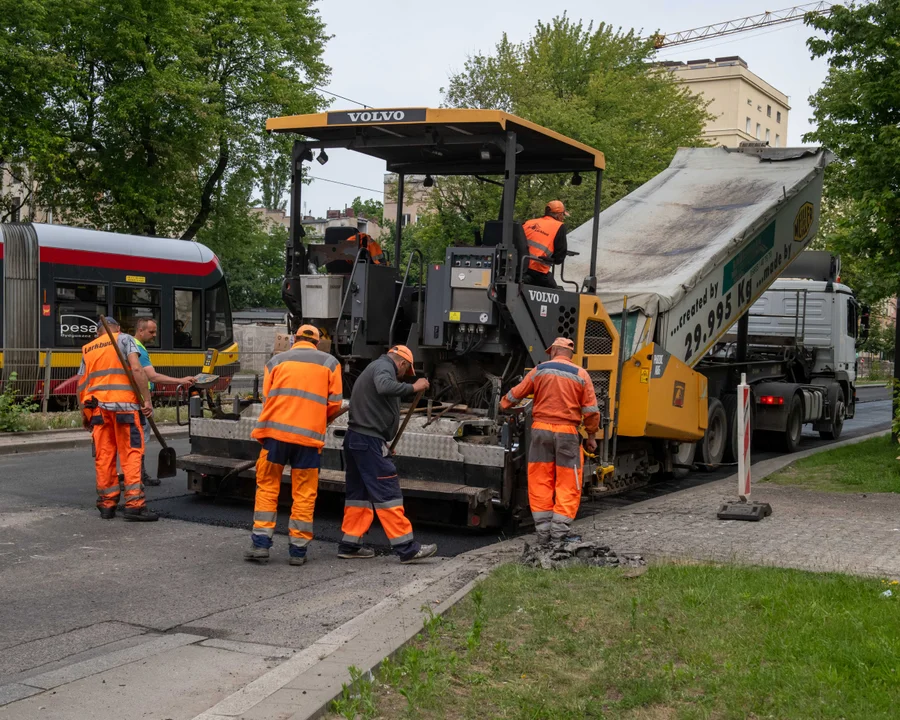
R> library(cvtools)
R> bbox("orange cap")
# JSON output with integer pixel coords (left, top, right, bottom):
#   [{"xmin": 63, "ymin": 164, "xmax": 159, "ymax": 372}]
[
  {"xmin": 546, "ymin": 337, "xmax": 575, "ymax": 353},
  {"xmin": 546, "ymin": 200, "xmax": 569, "ymax": 217},
  {"xmin": 297, "ymin": 324, "xmax": 320, "ymax": 342},
  {"xmin": 389, "ymin": 345, "xmax": 415, "ymax": 372}
]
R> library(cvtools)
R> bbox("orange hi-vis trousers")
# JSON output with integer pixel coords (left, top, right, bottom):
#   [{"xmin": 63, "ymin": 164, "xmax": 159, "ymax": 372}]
[
  {"xmin": 251, "ymin": 439, "xmax": 319, "ymax": 558},
  {"xmin": 339, "ymin": 429, "xmax": 419, "ymax": 560},
  {"xmin": 528, "ymin": 421, "xmax": 584, "ymax": 540},
  {"xmin": 90, "ymin": 408, "xmax": 146, "ymax": 511}
]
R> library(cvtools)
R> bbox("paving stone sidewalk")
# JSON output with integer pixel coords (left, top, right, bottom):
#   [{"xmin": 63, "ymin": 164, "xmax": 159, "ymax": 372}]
[{"xmin": 575, "ymin": 432, "xmax": 900, "ymax": 578}]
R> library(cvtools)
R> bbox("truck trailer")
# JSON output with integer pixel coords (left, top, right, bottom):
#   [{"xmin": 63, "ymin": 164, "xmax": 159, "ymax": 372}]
[{"xmin": 177, "ymin": 109, "xmax": 834, "ymax": 527}]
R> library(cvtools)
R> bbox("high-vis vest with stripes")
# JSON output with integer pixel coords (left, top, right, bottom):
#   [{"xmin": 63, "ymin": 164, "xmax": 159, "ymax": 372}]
[
  {"xmin": 78, "ymin": 333, "xmax": 141, "ymax": 406},
  {"xmin": 251, "ymin": 341, "xmax": 343, "ymax": 448},
  {"xmin": 355, "ymin": 233, "xmax": 385, "ymax": 265},
  {"xmin": 502, "ymin": 356, "xmax": 600, "ymax": 434},
  {"xmin": 523, "ymin": 216, "xmax": 563, "ymax": 273}
]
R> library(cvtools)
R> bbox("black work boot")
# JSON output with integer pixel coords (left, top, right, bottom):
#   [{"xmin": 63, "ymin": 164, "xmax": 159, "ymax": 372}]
[
  {"xmin": 99, "ymin": 507, "xmax": 116, "ymax": 520},
  {"xmin": 142, "ymin": 459, "xmax": 160, "ymax": 487},
  {"xmin": 123, "ymin": 507, "xmax": 159, "ymax": 522}
]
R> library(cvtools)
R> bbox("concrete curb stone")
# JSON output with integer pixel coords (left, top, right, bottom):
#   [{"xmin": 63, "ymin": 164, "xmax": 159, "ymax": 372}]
[{"xmin": 0, "ymin": 424, "xmax": 188, "ymax": 456}]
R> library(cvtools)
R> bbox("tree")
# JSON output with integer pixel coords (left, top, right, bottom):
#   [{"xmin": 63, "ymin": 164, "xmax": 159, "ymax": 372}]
[
  {"xmin": 0, "ymin": 0, "xmax": 329, "ymax": 237},
  {"xmin": 805, "ymin": 1, "xmax": 900, "ymax": 305},
  {"xmin": 350, "ymin": 196, "xmax": 384, "ymax": 224},
  {"xmin": 441, "ymin": 16, "xmax": 713, "ymax": 229}
]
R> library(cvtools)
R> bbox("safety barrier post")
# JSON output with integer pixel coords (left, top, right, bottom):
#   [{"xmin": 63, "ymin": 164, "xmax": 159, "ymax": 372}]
[
  {"xmin": 41, "ymin": 349, "xmax": 53, "ymax": 414},
  {"xmin": 737, "ymin": 372, "xmax": 751, "ymax": 501},
  {"xmin": 717, "ymin": 372, "xmax": 772, "ymax": 521}
]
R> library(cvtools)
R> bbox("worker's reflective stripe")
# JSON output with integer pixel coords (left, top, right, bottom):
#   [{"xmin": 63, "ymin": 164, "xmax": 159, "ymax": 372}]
[
  {"xmin": 289, "ymin": 535, "xmax": 311, "ymax": 547},
  {"xmin": 267, "ymin": 387, "xmax": 328, "ymax": 405},
  {"xmin": 328, "ymin": 394, "xmax": 343, "ymax": 403},
  {"xmin": 342, "ymin": 533, "xmax": 363, "ymax": 545},
  {"xmin": 552, "ymin": 512, "xmax": 574, "ymax": 524},
  {"xmin": 77, "ymin": 368, "xmax": 127, "ymax": 391},
  {"xmin": 254, "ymin": 511, "xmax": 277, "ymax": 523},
  {"xmin": 373, "ymin": 498, "xmax": 403, "ymax": 510},
  {"xmin": 289, "ymin": 519, "xmax": 313, "ymax": 533},
  {"xmin": 526, "ymin": 238, "xmax": 550, "ymax": 254},
  {"xmin": 253, "ymin": 527, "xmax": 275, "ymax": 538},
  {"xmin": 389, "ymin": 532, "xmax": 414, "ymax": 546},
  {"xmin": 532, "ymin": 510, "xmax": 553, "ymax": 522},
  {"xmin": 98, "ymin": 488, "xmax": 119, "ymax": 497},
  {"xmin": 505, "ymin": 390, "xmax": 517, "ymax": 403},
  {"xmin": 123, "ymin": 482, "xmax": 143, "ymax": 493},
  {"xmin": 534, "ymin": 368, "xmax": 585, "ymax": 384},
  {"xmin": 370, "ymin": 253, "xmax": 384, "ymax": 262},
  {"xmin": 254, "ymin": 421, "xmax": 325, "ymax": 443},
  {"xmin": 581, "ymin": 405, "xmax": 599, "ymax": 414},
  {"xmin": 344, "ymin": 499, "xmax": 373, "ymax": 509},
  {"xmin": 266, "ymin": 348, "xmax": 338, "ymax": 372},
  {"xmin": 91, "ymin": 383, "xmax": 136, "ymax": 393}
]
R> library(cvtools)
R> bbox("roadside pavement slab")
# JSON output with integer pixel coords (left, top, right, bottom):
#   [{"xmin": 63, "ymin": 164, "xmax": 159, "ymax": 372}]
[{"xmin": 0, "ymin": 643, "xmax": 274, "ymax": 720}]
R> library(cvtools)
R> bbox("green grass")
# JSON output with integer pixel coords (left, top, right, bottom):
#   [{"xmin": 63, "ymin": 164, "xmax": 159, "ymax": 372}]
[
  {"xmin": 14, "ymin": 406, "xmax": 180, "ymax": 432},
  {"xmin": 332, "ymin": 564, "xmax": 900, "ymax": 720},
  {"xmin": 764, "ymin": 435, "xmax": 900, "ymax": 493}
]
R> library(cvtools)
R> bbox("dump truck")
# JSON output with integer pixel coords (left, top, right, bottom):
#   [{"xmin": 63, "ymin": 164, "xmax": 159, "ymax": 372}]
[{"xmin": 177, "ymin": 109, "xmax": 831, "ymax": 527}]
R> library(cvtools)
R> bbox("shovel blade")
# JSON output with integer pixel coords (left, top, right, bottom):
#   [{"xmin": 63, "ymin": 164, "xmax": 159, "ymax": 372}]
[{"xmin": 157, "ymin": 447, "xmax": 177, "ymax": 479}]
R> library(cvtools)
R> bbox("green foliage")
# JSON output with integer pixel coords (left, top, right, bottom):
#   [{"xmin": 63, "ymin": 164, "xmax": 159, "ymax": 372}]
[
  {"xmin": 0, "ymin": 0, "xmax": 329, "ymax": 237},
  {"xmin": 0, "ymin": 373, "xmax": 40, "ymax": 433},
  {"xmin": 858, "ymin": 320, "xmax": 895, "ymax": 360},
  {"xmin": 805, "ymin": 1, "xmax": 900, "ymax": 305},
  {"xmin": 329, "ymin": 665, "xmax": 377, "ymax": 720},
  {"xmin": 351, "ymin": 196, "xmax": 384, "ymax": 224},
  {"xmin": 196, "ymin": 173, "xmax": 286, "ymax": 309}
]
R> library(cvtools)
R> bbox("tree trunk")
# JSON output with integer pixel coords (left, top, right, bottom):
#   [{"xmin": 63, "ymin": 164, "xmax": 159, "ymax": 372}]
[
  {"xmin": 181, "ymin": 137, "xmax": 229, "ymax": 241},
  {"xmin": 893, "ymin": 294, "xmax": 900, "ymax": 443}
]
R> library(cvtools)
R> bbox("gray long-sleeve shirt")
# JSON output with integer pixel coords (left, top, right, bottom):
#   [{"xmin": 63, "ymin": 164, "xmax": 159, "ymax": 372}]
[{"xmin": 347, "ymin": 354, "xmax": 416, "ymax": 442}]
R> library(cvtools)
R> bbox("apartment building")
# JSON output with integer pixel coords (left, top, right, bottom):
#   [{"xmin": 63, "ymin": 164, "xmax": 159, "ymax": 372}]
[{"xmin": 662, "ymin": 56, "xmax": 789, "ymax": 148}]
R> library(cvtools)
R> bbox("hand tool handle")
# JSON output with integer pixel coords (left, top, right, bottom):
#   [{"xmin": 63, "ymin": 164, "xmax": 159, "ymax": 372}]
[
  {"xmin": 390, "ymin": 389, "xmax": 425, "ymax": 454},
  {"xmin": 99, "ymin": 316, "xmax": 167, "ymax": 449}
]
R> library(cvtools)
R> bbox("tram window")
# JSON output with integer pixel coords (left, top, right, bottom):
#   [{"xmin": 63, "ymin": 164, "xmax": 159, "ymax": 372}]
[
  {"xmin": 55, "ymin": 281, "xmax": 107, "ymax": 347},
  {"xmin": 113, "ymin": 286, "xmax": 161, "ymax": 345},
  {"xmin": 174, "ymin": 289, "xmax": 201, "ymax": 348},
  {"xmin": 204, "ymin": 279, "xmax": 233, "ymax": 348}
]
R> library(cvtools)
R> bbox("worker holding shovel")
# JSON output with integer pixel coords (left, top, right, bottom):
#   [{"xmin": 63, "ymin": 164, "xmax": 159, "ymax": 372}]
[{"xmin": 77, "ymin": 317, "xmax": 158, "ymax": 522}]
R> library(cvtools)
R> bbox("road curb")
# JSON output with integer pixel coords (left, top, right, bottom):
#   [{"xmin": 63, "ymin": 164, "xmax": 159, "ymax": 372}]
[{"xmin": 0, "ymin": 425, "xmax": 189, "ymax": 456}]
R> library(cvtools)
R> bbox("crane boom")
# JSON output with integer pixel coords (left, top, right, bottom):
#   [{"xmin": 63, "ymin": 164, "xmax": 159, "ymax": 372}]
[{"xmin": 652, "ymin": 2, "xmax": 833, "ymax": 49}]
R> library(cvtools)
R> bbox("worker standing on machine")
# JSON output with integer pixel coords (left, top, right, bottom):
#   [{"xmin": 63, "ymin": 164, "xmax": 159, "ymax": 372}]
[
  {"xmin": 78, "ymin": 317, "xmax": 157, "ymax": 522},
  {"xmin": 500, "ymin": 337, "xmax": 599, "ymax": 545},
  {"xmin": 522, "ymin": 200, "xmax": 569, "ymax": 288},
  {"xmin": 351, "ymin": 232, "xmax": 385, "ymax": 265},
  {"xmin": 338, "ymin": 345, "xmax": 437, "ymax": 563},
  {"xmin": 244, "ymin": 325, "xmax": 343, "ymax": 566}
]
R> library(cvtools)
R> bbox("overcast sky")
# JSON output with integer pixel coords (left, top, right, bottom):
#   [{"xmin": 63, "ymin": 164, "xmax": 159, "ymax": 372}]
[{"xmin": 298, "ymin": 0, "xmax": 830, "ymax": 216}]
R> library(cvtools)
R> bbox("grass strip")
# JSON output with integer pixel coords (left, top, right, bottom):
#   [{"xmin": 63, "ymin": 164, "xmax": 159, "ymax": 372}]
[
  {"xmin": 764, "ymin": 434, "xmax": 900, "ymax": 493},
  {"xmin": 329, "ymin": 563, "xmax": 900, "ymax": 720}
]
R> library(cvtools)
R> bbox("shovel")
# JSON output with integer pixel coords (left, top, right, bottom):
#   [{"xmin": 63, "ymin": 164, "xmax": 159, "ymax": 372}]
[
  {"xmin": 389, "ymin": 389, "xmax": 425, "ymax": 454},
  {"xmin": 99, "ymin": 316, "xmax": 177, "ymax": 478}
]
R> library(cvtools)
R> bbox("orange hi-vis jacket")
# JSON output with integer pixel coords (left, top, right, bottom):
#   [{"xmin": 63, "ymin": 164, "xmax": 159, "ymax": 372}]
[
  {"xmin": 78, "ymin": 333, "xmax": 141, "ymax": 408},
  {"xmin": 251, "ymin": 340, "xmax": 343, "ymax": 448},
  {"xmin": 523, "ymin": 216, "xmax": 563, "ymax": 273},
  {"xmin": 501, "ymin": 356, "xmax": 600, "ymax": 434},
  {"xmin": 354, "ymin": 233, "xmax": 385, "ymax": 265}
]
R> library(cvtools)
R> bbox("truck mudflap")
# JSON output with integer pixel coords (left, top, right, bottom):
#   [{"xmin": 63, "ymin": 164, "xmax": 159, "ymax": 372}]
[{"xmin": 178, "ymin": 454, "xmax": 498, "ymax": 510}]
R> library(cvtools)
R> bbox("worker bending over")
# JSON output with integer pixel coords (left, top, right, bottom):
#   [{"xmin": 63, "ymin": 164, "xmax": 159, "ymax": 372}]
[
  {"xmin": 351, "ymin": 232, "xmax": 385, "ymax": 265},
  {"xmin": 338, "ymin": 345, "xmax": 437, "ymax": 563},
  {"xmin": 245, "ymin": 325, "xmax": 343, "ymax": 566},
  {"xmin": 522, "ymin": 200, "xmax": 569, "ymax": 288},
  {"xmin": 78, "ymin": 317, "xmax": 157, "ymax": 522},
  {"xmin": 500, "ymin": 337, "xmax": 599, "ymax": 544}
]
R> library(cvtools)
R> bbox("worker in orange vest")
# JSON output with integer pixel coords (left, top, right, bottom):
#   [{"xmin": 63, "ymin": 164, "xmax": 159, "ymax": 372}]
[
  {"xmin": 351, "ymin": 232, "xmax": 385, "ymax": 265},
  {"xmin": 500, "ymin": 337, "xmax": 600, "ymax": 545},
  {"xmin": 522, "ymin": 200, "xmax": 569, "ymax": 288},
  {"xmin": 244, "ymin": 325, "xmax": 343, "ymax": 566},
  {"xmin": 77, "ymin": 316, "xmax": 157, "ymax": 521}
]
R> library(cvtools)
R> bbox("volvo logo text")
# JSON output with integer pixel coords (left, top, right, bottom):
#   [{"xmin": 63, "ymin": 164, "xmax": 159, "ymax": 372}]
[{"xmin": 528, "ymin": 290, "xmax": 559, "ymax": 304}]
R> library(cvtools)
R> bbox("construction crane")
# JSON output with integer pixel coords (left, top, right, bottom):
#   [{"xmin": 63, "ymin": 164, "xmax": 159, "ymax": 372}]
[{"xmin": 652, "ymin": 2, "xmax": 834, "ymax": 49}]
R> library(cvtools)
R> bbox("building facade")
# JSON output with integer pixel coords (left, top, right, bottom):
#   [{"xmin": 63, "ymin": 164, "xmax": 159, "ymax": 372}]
[
  {"xmin": 250, "ymin": 206, "xmax": 382, "ymax": 239},
  {"xmin": 382, "ymin": 174, "xmax": 430, "ymax": 228},
  {"xmin": 663, "ymin": 56, "xmax": 789, "ymax": 148}
]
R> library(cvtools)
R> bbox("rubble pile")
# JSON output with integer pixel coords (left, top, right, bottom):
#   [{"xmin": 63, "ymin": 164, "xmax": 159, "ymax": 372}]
[{"xmin": 520, "ymin": 540, "xmax": 646, "ymax": 570}]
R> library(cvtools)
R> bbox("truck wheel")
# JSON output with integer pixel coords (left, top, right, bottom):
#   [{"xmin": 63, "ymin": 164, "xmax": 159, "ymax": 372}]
[
  {"xmin": 779, "ymin": 393, "xmax": 803, "ymax": 453},
  {"xmin": 671, "ymin": 441, "xmax": 696, "ymax": 480},
  {"xmin": 698, "ymin": 398, "xmax": 727, "ymax": 470},
  {"xmin": 819, "ymin": 386, "xmax": 845, "ymax": 440}
]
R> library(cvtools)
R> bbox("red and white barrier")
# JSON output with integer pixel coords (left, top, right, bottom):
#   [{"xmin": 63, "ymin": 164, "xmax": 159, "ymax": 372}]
[{"xmin": 737, "ymin": 373, "xmax": 751, "ymax": 500}]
